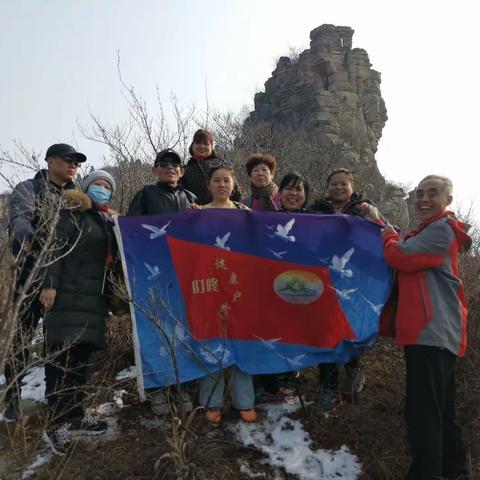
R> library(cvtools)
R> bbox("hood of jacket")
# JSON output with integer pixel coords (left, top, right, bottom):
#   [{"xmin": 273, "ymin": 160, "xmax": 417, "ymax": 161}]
[
  {"xmin": 63, "ymin": 189, "xmax": 92, "ymax": 212},
  {"xmin": 34, "ymin": 169, "xmax": 76, "ymax": 191},
  {"xmin": 407, "ymin": 210, "xmax": 472, "ymax": 253}
]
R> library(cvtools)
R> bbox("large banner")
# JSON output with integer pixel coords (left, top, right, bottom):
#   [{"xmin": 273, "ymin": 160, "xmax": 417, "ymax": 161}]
[{"xmin": 114, "ymin": 210, "xmax": 393, "ymax": 395}]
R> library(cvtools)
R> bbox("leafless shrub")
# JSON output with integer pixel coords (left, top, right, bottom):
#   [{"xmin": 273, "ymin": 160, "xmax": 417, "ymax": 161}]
[{"xmin": 78, "ymin": 53, "xmax": 198, "ymax": 215}]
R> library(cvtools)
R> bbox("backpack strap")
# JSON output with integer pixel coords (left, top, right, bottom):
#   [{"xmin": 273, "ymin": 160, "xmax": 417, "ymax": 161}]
[
  {"xmin": 232, "ymin": 201, "xmax": 248, "ymax": 210},
  {"xmin": 243, "ymin": 195, "xmax": 253, "ymax": 208}
]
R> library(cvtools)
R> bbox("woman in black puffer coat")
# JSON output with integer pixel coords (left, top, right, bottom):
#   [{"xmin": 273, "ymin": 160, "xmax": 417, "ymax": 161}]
[
  {"xmin": 39, "ymin": 170, "xmax": 117, "ymax": 455},
  {"xmin": 308, "ymin": 168, "xmax": 382, "ymax": 413},
  {"xmin": 254, "ymin": 172, "xmax": 311, "ymax": 404},
  {"xmin": 181, "ymin": 128, "xmax": 241, "ymax": 205}
]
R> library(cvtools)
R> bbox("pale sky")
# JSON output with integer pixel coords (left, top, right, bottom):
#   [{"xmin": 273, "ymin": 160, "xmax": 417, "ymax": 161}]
[{"xmin": 1, "ymin": 0, "xmax": 479, "ymax": 220}]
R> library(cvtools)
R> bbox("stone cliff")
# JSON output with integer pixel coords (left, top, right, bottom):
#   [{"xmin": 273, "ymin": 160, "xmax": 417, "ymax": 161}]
[{"xmin": 245, "ymin": 24, "xmax": 409, "ymax": 228}]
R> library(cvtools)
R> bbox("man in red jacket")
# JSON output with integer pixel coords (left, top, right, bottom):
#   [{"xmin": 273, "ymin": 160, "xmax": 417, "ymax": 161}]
[{"xmin": 381, "ymin": 175, "xmax": 471, "ymax": 479}]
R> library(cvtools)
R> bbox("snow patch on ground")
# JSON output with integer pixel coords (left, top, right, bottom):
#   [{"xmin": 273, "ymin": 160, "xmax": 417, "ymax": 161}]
[
  {"xmin": 21, "ymin": 450, "xmax": 53, "ymax": 479},
  {"xmin": 239, "ymin": 460, "xmax": 267, "ymax": 478},
  {"xmin": 21, "ymin": 366, "xmax": 46, "ymax": 402},
  {"xmin": 231, "ymin": 401, "xmax": 362, "ymax": 480},
  {"xmin": 115, "ymin": 365, "xmax": 137, "ymax": 380},
  {"xmin": 1, "ymin": 365, "xmax": 47, "ymax": 405},
  {"xmin": 96, "ymin": 389, "xmax": 129, "ymax": 416},
  {"xmin": 96, "ymin": 402, "xmax": 123, "ymax": 416}
]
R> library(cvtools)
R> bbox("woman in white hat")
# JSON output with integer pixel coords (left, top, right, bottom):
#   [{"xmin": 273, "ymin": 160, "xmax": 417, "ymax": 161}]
[{"xmin": 39, "ymin": 170, "xmax": 118, "ymax": 456}]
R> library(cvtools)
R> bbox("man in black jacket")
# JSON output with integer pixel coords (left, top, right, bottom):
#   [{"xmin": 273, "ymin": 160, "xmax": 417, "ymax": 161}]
[
  {"xmin": 3, "ymin": 143, "xmax": 86, "ymax": 422},
  {"xmin": 127, "ymin": 149, "xmax": 196, "ymax": 215},
  {"xmin": 127, "ymin": 148, "xmax": 196, "ymax": 415}
]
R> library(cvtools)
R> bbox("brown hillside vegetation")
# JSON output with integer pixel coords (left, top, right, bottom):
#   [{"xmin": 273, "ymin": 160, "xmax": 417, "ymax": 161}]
[{"xmin": 1, "ymin": 314, "xmax": 479, "ymax": 478}]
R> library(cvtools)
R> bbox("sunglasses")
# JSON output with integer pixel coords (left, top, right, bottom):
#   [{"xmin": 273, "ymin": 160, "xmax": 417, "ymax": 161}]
[
  {"xmin": 60, "ymin": 156, "xmax": 80, "ymax": 166},
  {"xmin": 208, "ymin": 159, "xmax": 234, "ymax": 169},
  {"xmin": 155, "ymin": 160, "xmax": 181, "ymax": 168}
]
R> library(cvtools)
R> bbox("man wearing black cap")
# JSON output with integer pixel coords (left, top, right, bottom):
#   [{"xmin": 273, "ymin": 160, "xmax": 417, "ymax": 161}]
[
  {"xmin": 127, "ymin": 148, "xmax": 197, "ymax": 215},
  {"xmin": 127, "ymin": 148, "xmax": 196, "ymax": 415},
  {"xmin": 3, "ymin": 143, "xmax": 86, "ymax": 422}
]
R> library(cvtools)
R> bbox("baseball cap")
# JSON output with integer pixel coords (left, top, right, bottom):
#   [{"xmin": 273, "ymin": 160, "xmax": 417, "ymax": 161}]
[
  {"xmin": 154, "ymin": 148, "xmax": 182, "ymax": 166},
  {"xmin": 45, "ymin": 143, "xmax": 87, "ymax": 163}
]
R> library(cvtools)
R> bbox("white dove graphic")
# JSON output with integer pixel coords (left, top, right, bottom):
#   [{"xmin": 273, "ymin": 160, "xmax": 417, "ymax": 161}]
[
  {"xmin": 144, "ymin": 262, "xmax": 161, "ymax": 280},
  {"xmin": 174, "ymin": 324, "xmax": 187, "ymax": 341},
  {"xmin": 332, "ymin": 287, "xmax": 358, "ymax": 300},
  {"xmin": 159, "ymin": 346, "xmax": 168, "ymax": 358},
  {"xmin": 330, "ymin": 247, "xmax": 354, "ymax": 278},
  {"xmin": 214, "ymin": 232, "xmax": 231, "ymax": 250},
  {"xmin": 271, "ymin": 218, "xmax": 296, "ymax": 243},
  {"xmin": 268, "ymin": 248, "xmax": 288, "ymax": 259},
  {"xmin": 280, "ymin": 354, "xmax": 305, "ymax": 368},
  {"xmin": 141, "ymin": 221, "xmax": 171, "ymax": 239},
  {"xmin": 361, "ymin": 296, "xmax": 383, "ymax": 315},
  {"xmin": 253, "ymin": 334, "xmax": 282, "ymax": 349},
  {"xmin": 201, "ymin": 345, "xmax": 232, "ymax": 365}
]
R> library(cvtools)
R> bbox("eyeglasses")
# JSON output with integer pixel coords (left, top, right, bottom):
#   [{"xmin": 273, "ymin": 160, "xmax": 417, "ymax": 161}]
[
  {"xmin": 155, "ymin": 160, "xmax": 181, "ymax": 168},
  {"xmin": 60, "ymin": 156, "xmax": 80, "ymax": 166},
  {"xmin": 208, "ymin": 159, "xmax": 234, "ymax": 169}
]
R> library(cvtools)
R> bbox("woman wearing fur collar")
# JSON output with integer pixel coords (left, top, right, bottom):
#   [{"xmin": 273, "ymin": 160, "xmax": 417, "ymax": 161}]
[{"xmin": 39, "ymin": 170, "xmax": 117, "ymax": 456}]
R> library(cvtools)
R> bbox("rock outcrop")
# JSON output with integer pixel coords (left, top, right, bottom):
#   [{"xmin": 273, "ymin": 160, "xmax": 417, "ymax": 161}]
[{"xmin": 245, "ymin": 24, "xmax": 408, "ymax": 227}]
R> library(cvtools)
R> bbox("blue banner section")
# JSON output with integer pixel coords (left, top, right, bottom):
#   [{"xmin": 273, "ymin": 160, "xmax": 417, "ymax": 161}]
[{"xmin": 115, "ymin": 210, "xmax": 393, "ymax": 390}]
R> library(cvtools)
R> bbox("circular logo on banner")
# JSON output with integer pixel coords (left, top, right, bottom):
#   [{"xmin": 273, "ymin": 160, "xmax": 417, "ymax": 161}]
[{"xmin": 273, "ymin": 270, "xmax": 324, "ymax": 304}]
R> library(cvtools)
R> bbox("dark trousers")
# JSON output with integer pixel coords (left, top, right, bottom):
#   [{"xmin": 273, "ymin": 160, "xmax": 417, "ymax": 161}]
[
  {"xmin": 4, "ymin": 295, "xmax": 44, "ymax": 405},
  {"xmin": 254, "ymin": 374, "xmax": 281, "ymax": 394},
  {"xmin": 319, "ymin": 357, "xmax": 360, "ymax": 390},
  {"xmin": 45, "ymin": 343, "xmax": 94, "ymax": 425},
  {"xmin": 404, "ymin": 345, "xmax": 467, "ymax": 480}
]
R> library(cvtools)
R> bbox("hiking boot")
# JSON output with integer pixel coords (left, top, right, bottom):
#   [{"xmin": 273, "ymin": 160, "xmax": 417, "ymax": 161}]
[
  {"xmin": 315, "ymin": 389, "xmax": 340, "ymax": 413},
  {"xmin": 343, "ymin": 367, "xmax": 366, "ymax": 394},
  {"xmin": 342, "ymin": 366, "xmax": 365, "ymax": 405},
  {"xmin": 2, "ymin": 402, "xmax": 19, "ymax": 423},
  {"xmin": 72, "ymin": 414, "xmax": 108, "ymax": 436},
  {"xmin": 205, "ymin": 409, "xmax": 222, "ymax": 424},
  {"xmin": 255, "ymin": 389, "xmax": 286, "ymax": 406},
  {"xmin": 239, "ymin": 409, "xmax": 257, "ymax": 423},
  {"xmin": 175, "ymin": 392, "xmax": 193, "ymax": 413},
  {"xmin": 150, "ymin": 390, "xmax": 170, "ymax": 416},
  {"xmin": 43, "ymin": 423, "xmax": 73, "ymax": 456}
]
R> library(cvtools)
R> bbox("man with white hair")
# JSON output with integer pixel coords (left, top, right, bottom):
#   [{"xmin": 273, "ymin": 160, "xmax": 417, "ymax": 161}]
[{"xmin": 379, "ymin": 174, "xmax": 470, "ymax": 479}]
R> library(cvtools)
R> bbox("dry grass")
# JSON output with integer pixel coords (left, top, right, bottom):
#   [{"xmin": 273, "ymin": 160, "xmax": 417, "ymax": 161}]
[
  {"xmin": 1, "ymin": 334, "xmax": 477, "ymax": 479},
  {"xmin": 1, "ymin": 229, "xmax": 479, "ymax": 479}
]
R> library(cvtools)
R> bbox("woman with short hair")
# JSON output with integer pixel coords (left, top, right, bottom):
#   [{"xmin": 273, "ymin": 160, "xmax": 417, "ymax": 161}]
[{"xmin": 243, "ymin": 153, "xmax": 281, "ymax": 211}]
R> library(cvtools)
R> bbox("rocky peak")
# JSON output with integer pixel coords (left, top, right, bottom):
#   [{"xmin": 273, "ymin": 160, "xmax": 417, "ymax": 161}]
[
  {"xmin": 245, "ymin": 24, "xmax": 409, "ymax": 228},
  {"xmin": 248, "ymin": 24, "xmax": 387, "ymax": 157}
]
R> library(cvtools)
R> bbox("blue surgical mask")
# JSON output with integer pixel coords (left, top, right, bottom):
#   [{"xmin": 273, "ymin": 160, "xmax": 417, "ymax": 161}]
[{"xmin": 87, "ymin": 185, "xmax": 112, "ymax": 205}]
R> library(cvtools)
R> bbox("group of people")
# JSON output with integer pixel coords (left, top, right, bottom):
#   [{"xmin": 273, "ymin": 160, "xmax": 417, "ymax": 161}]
[{"xmin": 2, "ymin": 128, "xmax": 472, "ymax": 479}]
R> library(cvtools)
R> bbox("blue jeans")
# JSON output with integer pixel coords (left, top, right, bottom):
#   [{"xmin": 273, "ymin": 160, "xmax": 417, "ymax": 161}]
[{"xmin": 199, "ymin": 366, "xmax": 254, "ymax": 410}]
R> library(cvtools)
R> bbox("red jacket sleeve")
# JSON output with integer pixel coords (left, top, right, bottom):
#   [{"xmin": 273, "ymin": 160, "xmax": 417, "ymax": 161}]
[{"xmin": 383, "ymin": 221, "xmax": 453, "ymax": 272}]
